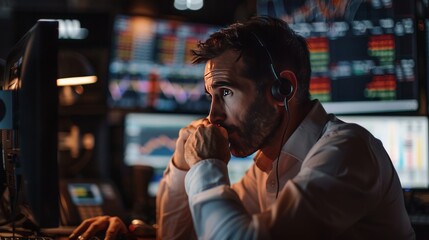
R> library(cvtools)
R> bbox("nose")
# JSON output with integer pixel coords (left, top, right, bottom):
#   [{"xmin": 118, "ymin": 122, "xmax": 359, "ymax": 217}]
[{"xmin": 208, "ymin": 96, "xmax": 226, "ymax": 125}]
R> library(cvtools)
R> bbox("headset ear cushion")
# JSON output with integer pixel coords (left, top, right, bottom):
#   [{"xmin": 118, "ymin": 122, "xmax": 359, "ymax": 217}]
[
  {"xmin": 271, "ymin": 78, "xmax": 293, "ymax": 102},
  {"xmin": 271, "ymin": 81, "xmax": 284, "ymax": 102}
]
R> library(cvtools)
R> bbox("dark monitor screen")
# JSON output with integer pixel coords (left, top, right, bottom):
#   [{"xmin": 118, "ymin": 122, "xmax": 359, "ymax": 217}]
[
  {"xmin": 339, "ymin": 115, "xmax": 429, "ymax": 189},
  {"xmin": 258, "ymin": 0, "xmax": 422, "ymax": 114},
  {"xmin": 123, "ymin": 113, "xmax": 254, "ymax": 196},
  {"xmin": 1, "ymin": 20, "xmax": 59, "ymax": 228},
  {"xmin": 108, "ymin": 15, "xmax": 220, "ymax": 114}
]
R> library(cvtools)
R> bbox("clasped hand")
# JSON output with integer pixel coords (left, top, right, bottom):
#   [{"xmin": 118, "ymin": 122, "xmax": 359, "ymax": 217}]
[
  {"xmin": 69, "ymin": 118, "xmax": 230, "ymax": 240},
  {"xmin": 174, "ymin": 118, "xmax": 230, "ymax": 170}
]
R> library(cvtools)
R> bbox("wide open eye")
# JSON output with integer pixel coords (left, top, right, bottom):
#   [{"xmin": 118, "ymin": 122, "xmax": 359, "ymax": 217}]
[{"xmin": 222, "ymin": 88, "xmax": 232, "ymax": 97}]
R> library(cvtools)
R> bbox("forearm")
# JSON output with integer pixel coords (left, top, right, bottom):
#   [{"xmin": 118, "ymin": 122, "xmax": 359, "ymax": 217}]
[
  {"xmin": 185, "ymin": 159, "xmax": 259, "ymax": 240},
  {"xmin": 156, "ymin": 160, "xmax": 196, "ymax": 240}
]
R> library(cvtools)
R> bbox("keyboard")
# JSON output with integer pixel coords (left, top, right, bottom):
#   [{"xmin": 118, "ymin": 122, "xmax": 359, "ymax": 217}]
[
  {"xmin": 0, "ymin": 237, "xmax": 54, "ymax": 240},
  {"xmin": 0, "ymin": 226, "xmax": 75, "ymax": 240}
]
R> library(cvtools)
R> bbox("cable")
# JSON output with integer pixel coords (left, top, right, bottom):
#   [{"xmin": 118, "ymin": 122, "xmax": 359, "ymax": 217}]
[{"xmin": 275, "ymin": 97, "xmax": 290, "ymax": 199}]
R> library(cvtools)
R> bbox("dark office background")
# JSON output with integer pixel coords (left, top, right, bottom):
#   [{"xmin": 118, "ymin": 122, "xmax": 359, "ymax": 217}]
[
  {"xmin": 1, "ymin": 0, "xmax": 429, "ymax": 238},
  {"xmin": 0, "ymin": 0, "xmax": 257, "ymax": 58},
  {"xmin": 0, "ymin": 0, "xmax": 257, "ymax": 223}
]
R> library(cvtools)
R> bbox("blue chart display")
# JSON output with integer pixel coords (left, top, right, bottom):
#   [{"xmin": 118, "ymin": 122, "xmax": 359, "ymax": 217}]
[
  {"xmin": 340, "ymin": 116, "xmax": 429, "ymax": 189},
  {"xmin": 258, "ymin": 0, "xmax": 422, "ymax": 114},
  {"xmin": 124, "ymin": 113, "xmax": 254, "ymax": 196},
  {"xmin": 124, "ymin": 114, "xmax": 193, "ymax": 196},
  {"xmin": 109, "ymin": 15, "xmax": 220, "ymax": 114}
]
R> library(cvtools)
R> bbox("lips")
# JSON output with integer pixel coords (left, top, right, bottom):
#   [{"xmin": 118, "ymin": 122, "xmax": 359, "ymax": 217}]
[
  {"xmin": 227, "ymin": 131, "xmax": 241, "ymax": 151},
  {"xmin": 219, "ymin": 124, "xmax": 240, "ymax": 150}
]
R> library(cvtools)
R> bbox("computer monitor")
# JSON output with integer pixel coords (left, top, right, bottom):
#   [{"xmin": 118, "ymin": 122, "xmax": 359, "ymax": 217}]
[
  {"xmin": 108, "ymin": 15, "xmax": 220, "ymax": 114},
  {"xmin": 257, "ymin": 0, "xmax": 423, "ymax": 114},
  {"xmin": 1, "ymin": 20, "xmax": 59, "ymax": 229},
  {"xmin": 339, "ymin": 115, "xmax": 429, "ymax": 189},
  {"xmin": 123, "ymin": 113, "xmax": 254, "ymax": 196}
]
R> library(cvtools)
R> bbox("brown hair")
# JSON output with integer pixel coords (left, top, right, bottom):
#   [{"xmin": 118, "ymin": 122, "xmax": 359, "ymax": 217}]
[{"xmin": 192, "ymin": 16, "xmax": 311, "ymax": 102}]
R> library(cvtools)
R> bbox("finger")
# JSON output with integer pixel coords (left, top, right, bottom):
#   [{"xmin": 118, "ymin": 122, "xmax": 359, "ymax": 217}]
[
  {"xmin": 104, "ymin": 217, "xmax": 128, "ymax": 240},
  {"xmin": 217, "ymin": 125, "xmax": 228, "ymax": 139},
  {"xmin": 79, "ymin": 216, "xmax": 111, "ymax": 240},
  {"xmin": 178, "ymin": 128, "xmax": 193, "ymax": 143},
  {"xmin": 192, "ymin": 118, "xmax": 206, "ymax": 124},
  {"xmin": 190, "ymin": 118, "xmax": 210, "ymax": 127},
  {"xmin": 69, "ymin": 217, "xmax": 99, "ymax": 239},
  {"xmin": 201, "ymin": 118, "xmax": 211, "ymax": 125}
]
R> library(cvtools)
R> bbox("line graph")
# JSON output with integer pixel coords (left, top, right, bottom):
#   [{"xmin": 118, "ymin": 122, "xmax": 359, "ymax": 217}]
[{"xmin": 139, "ymin": 134, "xmax": 177, "ymax": 155}]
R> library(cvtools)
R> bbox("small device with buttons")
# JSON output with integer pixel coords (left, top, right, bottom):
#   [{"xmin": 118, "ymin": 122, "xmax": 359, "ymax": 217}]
[{"xmin": 59, "ymin": 179, "xmax": 126, "ymax": 227}]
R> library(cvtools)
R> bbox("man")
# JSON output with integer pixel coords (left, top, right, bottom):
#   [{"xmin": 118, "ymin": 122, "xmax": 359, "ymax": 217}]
[{"xmin": 70, "ymin": 16, "xmax": 415, "ymax": 239}]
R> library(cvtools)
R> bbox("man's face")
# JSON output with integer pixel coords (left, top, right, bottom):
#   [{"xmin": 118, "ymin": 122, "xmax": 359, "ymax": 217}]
[{"xmin": 204, "ymin": 50, "xmax": 281, "ymax": 157}]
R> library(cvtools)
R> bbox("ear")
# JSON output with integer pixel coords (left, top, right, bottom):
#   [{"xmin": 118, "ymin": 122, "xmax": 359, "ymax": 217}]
[{"xmin": 275, "ymin": 70, "xmax": 297, "ymax": 106}]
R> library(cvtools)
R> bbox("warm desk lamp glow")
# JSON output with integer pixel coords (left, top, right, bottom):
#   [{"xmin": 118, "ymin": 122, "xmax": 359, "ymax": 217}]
[{"xmin": 57, "ymin": 51, "xmax": 97, "ymax": 105}]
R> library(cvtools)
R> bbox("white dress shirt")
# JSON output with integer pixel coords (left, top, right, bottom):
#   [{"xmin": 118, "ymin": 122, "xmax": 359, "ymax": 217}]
[{"xmin": 157, "ymin": 100, "xmax": 415, "ymax": 239}]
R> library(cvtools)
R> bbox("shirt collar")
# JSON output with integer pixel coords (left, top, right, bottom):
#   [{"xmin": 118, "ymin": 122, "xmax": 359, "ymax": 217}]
[
  {"xmin": 283, "ymin": 100, "xmax": 331, "ymax": 162},
  {"xmin": 254, "ymin": 100, "xmax": 331, "ymax": 172}
]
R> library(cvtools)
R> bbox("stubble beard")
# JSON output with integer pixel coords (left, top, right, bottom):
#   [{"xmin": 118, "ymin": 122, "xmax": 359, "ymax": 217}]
[{"xmin": 229, "ymin": 94, "xmax": 281, "ymax": 158}]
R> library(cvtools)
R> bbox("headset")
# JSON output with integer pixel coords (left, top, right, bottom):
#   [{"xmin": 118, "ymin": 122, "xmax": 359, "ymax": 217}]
[
  {"xmin": 250, "ymin": 31, "xmax": 294, "ymax": 103},
  {"xmin": 250, "ymin": 31, "xmax": 293, "ymax": 199}
]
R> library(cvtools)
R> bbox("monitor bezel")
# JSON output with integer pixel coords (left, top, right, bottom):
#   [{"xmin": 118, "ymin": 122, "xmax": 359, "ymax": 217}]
[{"xmin": 1, "ymin": 19, "xmax": 60, "ymax": 229}]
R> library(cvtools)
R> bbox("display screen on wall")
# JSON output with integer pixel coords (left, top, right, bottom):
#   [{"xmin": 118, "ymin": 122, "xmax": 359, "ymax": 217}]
[
  {"xmin": 257, "ymin": 0, "xmax": 423, "ymax": 114},
  {"xmin": 123, "ymin": 113, "xmax": 254, "ymax": 196},
  {"xmin": 340, "ymin": 115, "xmax": 429, "ymax": 189},
  {"xmin": 108, "ymin": 15, "xmax": 220, "ymax": 114}
]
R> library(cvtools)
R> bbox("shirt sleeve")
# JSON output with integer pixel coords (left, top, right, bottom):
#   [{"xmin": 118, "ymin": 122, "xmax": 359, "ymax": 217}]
[
  {"xmin": 156, "ymin": 159, "xmax": 197, "ymax": 240},
  {"xmin": 185, "ymin": 128, "xmax": 385, "ymax": 239},
  {"xmin": 185, "ymin": 159, "xmax": 259, "ymax": 240}
]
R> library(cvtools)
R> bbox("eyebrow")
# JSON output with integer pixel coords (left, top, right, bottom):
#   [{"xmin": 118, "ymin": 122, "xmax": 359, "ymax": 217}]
[
  {"xmin": 205, "ymin": 80, "xmax": 236, "ymax": 94},
  {"xmin": 211, "ymin": 80, "xmax": 234, "ymax": 88}
]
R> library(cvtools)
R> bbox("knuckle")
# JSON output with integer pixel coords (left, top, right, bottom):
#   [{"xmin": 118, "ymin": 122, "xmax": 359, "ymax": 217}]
[{"xmin": 110, "ymin": 216, "xmax": 122, "ymax": 224}]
